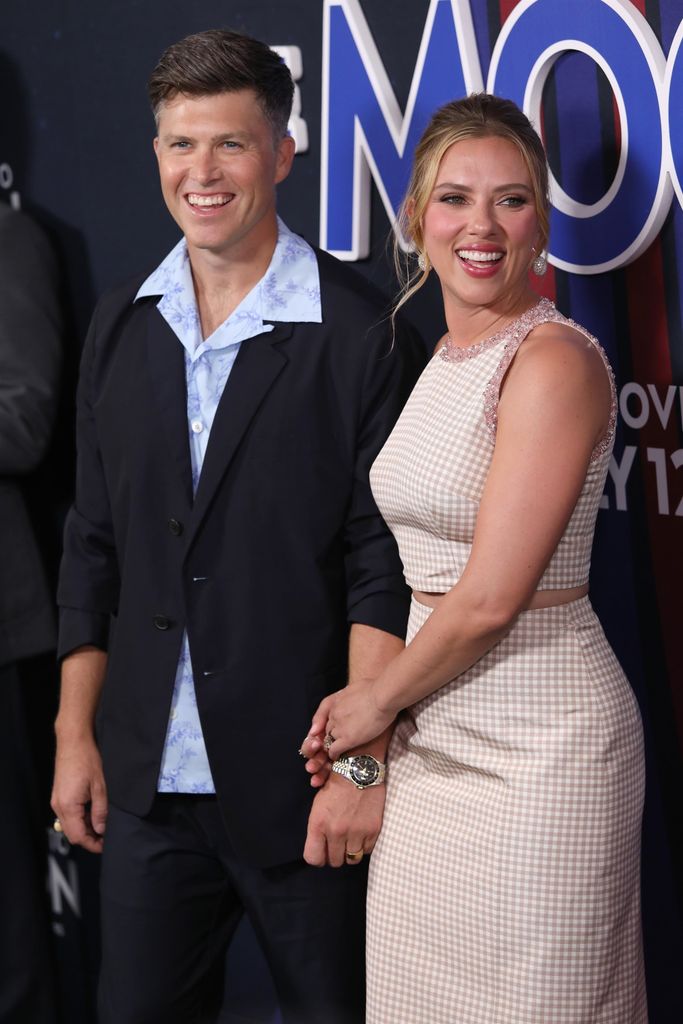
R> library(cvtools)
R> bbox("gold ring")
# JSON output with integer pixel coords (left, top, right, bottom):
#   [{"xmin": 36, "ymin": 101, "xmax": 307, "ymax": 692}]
[
  {"xmin": 345, "ymin": 848, "xmax": 363, "ymax": 862},
  {"xmin": 53, "ymin": 818, "xmax": 63, "ymax": 833},
  {"xmin": 323, "ymin": 732, "xmax": 336, "ymax": 751}
]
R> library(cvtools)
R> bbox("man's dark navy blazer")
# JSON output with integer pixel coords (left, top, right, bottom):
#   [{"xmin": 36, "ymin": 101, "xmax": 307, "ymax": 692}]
[{"xmin": 57, "ymin": 246, "xmax": 424, "ymax": 867}]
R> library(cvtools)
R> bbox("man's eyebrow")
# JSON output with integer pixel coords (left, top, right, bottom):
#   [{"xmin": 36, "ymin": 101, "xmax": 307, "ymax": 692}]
[
  {"xmin": 209, "ymin": 130, "xmax": 252, "ymax": 142},
  {"xmin": 159, "ymin": 130, "xmax": 253, "ymax": 143}
]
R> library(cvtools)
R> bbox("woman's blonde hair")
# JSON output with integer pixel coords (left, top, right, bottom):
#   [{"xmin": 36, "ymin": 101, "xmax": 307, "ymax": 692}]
[{"xmin": 393, "ymin": 93, "xmax": 550, "ymax": 319}]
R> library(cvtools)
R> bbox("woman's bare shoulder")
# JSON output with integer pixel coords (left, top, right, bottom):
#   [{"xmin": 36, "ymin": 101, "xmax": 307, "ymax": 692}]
[
  {"xmin": 513, "ymin": 317, "xmax": 610, "ymax": 391},
  {"xmin": 496, "ymin": 316, "xmax": 612, "ymax": 450}
]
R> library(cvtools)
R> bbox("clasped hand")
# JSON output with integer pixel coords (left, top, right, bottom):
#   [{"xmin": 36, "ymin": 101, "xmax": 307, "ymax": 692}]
[
  {"xmin": 301, "ymin": 682, "xmax": 395, "ymax": 771},
  {"xmin": 301, "ymin": 682, "xmax": 396, "ymax": 867}
]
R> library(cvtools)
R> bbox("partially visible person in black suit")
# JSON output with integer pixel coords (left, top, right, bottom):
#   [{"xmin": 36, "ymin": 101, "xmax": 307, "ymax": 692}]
[
  {"xmin": 50, "ymin": 29, "xmax": 423, "ymax": 1024},
  {"xmin": 0, "ymin": 200, "xmax": 61, "ymax": 1022}
]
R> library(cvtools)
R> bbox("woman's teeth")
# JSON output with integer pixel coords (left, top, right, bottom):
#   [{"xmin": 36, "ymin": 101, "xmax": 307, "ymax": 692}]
[{"xmin": 457, "ymin": 250, "xmax": 503, "ymax": 263}]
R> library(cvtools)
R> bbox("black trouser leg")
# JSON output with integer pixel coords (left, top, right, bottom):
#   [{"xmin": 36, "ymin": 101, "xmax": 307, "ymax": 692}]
[
  {"xmin": 0, "ymin": 662, "xmax": 57, "ymax": 1024},
  {"xmin": 98, "ymin": 795, "xmax": 367, "ymax": 1024}
]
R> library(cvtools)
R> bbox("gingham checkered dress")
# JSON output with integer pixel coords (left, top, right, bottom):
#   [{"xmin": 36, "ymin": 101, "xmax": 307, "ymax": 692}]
[{"xmin": 367, "ymin": 299, "xmax": 646, "ymax": 1024}]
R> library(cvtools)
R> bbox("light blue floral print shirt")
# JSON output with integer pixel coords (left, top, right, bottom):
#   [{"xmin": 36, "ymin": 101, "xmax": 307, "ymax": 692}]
[{"xmin": 135, "ymin": 218, "xmax": 322, "ymax": 792}]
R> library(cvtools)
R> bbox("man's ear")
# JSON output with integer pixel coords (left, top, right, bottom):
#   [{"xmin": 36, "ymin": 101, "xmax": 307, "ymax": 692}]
[{"xmin": 275, "ymin": 134, "xmax": 297, "ymax": 185}]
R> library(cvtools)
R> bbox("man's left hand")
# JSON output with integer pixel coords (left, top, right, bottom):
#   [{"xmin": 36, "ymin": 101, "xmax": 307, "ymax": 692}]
[{"xmin": 303, "ymin": 772, "xmax": 386, "ymax": 868}]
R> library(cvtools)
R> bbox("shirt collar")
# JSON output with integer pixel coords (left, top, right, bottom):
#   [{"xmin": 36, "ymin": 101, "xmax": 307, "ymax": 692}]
[{"xmin": 135, "ymin": 218, "xmax": 321, "ymax": 356}]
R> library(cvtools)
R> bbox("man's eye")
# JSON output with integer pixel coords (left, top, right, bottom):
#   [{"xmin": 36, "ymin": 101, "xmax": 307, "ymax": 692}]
[{"xmin": 171, "ymin": 141, "xmax": 190, "ymax": 149}]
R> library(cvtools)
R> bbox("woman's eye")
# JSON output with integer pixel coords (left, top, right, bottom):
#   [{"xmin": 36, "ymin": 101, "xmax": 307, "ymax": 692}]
[
  {"xmin": 441, "ymin": 194, "xmax": 466, "ymax": 205},
  {"xmin": 500, "ymin": 195, "xmax": 526, "ymax": 207}
]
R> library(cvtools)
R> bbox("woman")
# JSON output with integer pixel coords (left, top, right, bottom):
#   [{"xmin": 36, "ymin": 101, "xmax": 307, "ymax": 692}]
[{"xmin": 304, "ymin": 95, "xmax": 646, "ymax": 1023}]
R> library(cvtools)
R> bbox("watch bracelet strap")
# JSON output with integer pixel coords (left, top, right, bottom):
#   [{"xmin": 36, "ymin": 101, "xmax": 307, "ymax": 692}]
[{"xmin": 332, "ymin": 757, "xmax": 386, "ymax": 786}]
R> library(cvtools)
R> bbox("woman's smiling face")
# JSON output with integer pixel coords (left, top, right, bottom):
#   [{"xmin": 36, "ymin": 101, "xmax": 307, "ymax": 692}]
[{"xmin": 421, "ymin": 134, "xmax": 541, "ymax": 317}]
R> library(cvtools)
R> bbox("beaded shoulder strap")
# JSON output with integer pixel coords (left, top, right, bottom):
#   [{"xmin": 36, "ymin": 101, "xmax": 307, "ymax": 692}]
[{"xmin": 482, "ymin": 299, "xmax": 617, "ymax": 463}]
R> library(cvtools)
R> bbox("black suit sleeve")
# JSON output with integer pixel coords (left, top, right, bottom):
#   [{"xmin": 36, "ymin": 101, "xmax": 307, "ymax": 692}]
[
  {"xmin": 0, "ymin": 208, "xmax": 62, "ymax": 664},
  {"xmin": 344, "ymin": 317, "xmax": 425, "ymax": 638},
  {"xmin": 57, "ymin": 303, "xmax": 120, "ymax": 658},
  {"xmin": 0, "ymin": 209, "xmax": 61, "ymax": 475}
]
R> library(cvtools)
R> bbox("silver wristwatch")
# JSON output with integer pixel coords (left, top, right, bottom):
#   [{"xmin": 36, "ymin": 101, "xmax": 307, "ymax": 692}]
[{"xmin": 331, "ymin": 754, "xmax": 386, "ymax": 789}]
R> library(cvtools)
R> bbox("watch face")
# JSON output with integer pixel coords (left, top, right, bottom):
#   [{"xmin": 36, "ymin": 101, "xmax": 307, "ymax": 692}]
[{"xmin": 349, "ymin": 755, "xmax": 379, "ymax": 786}]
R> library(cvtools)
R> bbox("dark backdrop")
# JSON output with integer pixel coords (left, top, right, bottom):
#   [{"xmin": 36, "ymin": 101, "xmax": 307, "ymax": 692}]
[{"xmin": 2, "ymin": 1, "xmax": 682, "ymax": 1021}]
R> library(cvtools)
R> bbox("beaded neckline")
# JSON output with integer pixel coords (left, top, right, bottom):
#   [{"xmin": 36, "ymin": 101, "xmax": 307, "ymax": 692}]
[{"xmin": 439, "ymin": 297, "xmax": 556, "ymax": 362}]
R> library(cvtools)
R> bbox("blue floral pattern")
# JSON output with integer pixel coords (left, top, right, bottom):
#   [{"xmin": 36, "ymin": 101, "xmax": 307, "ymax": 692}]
[{"xmin": 136, "ymin": 219, "xmax": 321, "ymax": 793}]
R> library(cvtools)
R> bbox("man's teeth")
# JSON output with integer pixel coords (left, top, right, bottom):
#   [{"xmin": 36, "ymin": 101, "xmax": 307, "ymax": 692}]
[
  {"xmin": 187, "ymin": 194, "xmax": 231, "ymax": 207},
  {"xmin": 457, "ymin": 250, "xmax": 503, "ymax": 262}
]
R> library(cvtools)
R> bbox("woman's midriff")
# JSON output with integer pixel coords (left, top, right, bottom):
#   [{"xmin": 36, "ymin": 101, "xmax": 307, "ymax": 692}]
[{"xmin": 413, "ymin": 583, "xmax": 589, "ymax": 611}]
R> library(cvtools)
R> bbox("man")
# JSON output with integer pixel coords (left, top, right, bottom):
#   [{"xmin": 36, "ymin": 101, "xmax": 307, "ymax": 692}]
[
  {"xmin": 0, "ymin": 200, "xmax": 61, "ymax": 1022},
  {"xmin": 51, "ymin": 28, "xmax": 422, "ymax": 1024}
]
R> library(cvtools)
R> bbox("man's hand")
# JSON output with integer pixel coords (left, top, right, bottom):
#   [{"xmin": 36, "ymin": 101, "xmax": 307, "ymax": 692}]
[
  {"xmin": 51, "ymin": 736, "xmax": 108, "ymax": 853},
  {"xmin": 303, "ymin": 771, "xmax": 386, "ymax": 867},
  {"xmin": 300, "ymin": 742, "xmax": 333, "ymax": 788},
  {"xmin": 52, "ymin": 646, "xmax": 109, "ymax": 854},
  {"xmin": 302, "ymin": 624, "xmax": 402, "ymax": 865}
]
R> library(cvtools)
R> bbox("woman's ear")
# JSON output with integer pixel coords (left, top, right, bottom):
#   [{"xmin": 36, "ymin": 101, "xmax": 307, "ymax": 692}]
[{"xmin": 403, "ymin": 196, "xmax": 422, "ymax": 250}]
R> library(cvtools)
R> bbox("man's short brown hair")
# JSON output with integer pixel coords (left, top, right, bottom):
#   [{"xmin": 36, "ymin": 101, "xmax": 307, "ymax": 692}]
[{"xmin": 148, "ymin": 29, "xmax": 294, "ymax": 139}]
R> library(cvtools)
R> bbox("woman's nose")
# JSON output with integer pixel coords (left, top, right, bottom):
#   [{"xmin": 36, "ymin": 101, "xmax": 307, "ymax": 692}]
[{"xmin": 467, "ymin": 200, "xmax": 495, "ymax": 235}]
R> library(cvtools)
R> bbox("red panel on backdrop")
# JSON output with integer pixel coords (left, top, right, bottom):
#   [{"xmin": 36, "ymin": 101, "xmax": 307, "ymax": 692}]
[{"xmin": 626, "ymin": 248, "xmax": 683, "ymax": 742}]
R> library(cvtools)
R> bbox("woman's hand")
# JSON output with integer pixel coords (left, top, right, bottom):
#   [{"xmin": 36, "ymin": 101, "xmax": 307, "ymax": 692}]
[{"xmin": 303, "ymin": 685, "xmax": 396, "ymax": 762}]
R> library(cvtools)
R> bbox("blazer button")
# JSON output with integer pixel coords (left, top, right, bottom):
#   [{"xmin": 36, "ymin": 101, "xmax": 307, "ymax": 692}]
[
  {"xmin": 153, "ymin": 614, "xmax": 171, "ymax": 631},
  {"xmin": 168, "ymin": 518, "xmax": 183, "ymax": 536}
]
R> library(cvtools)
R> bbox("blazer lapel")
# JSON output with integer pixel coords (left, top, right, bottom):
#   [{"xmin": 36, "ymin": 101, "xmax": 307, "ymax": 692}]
[
  {"xmin": 145, "ymin": 310, "xmax": 193, "ymax": 505},
  {"xmin": 186, "ymin": 323, "xmax": 293, "ymax": 545}
]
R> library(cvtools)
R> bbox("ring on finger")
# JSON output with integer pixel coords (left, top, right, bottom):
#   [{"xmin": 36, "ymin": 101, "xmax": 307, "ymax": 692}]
[
  {"xmin": 345, "ymin": 848, "xmax": 364, "ymax": 863},
  {"xmin": 323, "ymin": 732, "xmax": 336, "ymax": 751}
]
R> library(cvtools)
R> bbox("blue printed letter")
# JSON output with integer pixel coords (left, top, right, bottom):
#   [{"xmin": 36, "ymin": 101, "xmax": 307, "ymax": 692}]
[
  {"xmin": 489, "ymin": 0, "xmax": 669, "ymax": 273},
  {"xmin": 321, "ymin": 0, "xmax": 483, "ymax": 259}
]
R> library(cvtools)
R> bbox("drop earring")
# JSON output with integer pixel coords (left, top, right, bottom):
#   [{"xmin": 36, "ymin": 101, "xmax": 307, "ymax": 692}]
[
  {"xmin": 417, "ymin": 251, "xmax": 428, "ymax": 273},
  {"xmin": 532, "ymin": 251, "xmax": 547, "ymax": 276}
]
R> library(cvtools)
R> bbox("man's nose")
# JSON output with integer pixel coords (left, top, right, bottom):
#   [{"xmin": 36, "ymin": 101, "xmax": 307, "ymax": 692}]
[{"xmin": 192, "ymin": 148, "xmax": 220, "ymax": 184}]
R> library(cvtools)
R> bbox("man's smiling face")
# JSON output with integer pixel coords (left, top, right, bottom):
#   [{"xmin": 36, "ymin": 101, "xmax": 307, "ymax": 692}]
[{"xmin": 154, "ymin": 89, "xmax": 295, "ymax": 263}]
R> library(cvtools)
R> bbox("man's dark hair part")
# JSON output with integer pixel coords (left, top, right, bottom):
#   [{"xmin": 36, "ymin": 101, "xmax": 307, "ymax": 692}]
[{"xmin": 148, "ymin": 29, "xmax": 294, "ymax": 139}]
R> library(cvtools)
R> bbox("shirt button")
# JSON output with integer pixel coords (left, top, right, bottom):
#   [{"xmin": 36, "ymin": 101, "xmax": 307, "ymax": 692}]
[
  {"xmin": 153, "ymin": 614, "xmax": 170, "ymax": 631},
  {"xmin": 191, "ymin": 419, "xmax": 204, "ymax": 434},
  {"xmin": 170, "ymin": 708, "xmax": 177, "ymax": 720},
  {"xmin": 168, "ymin": 518, "xmax": 183, "ymax": 536}
]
